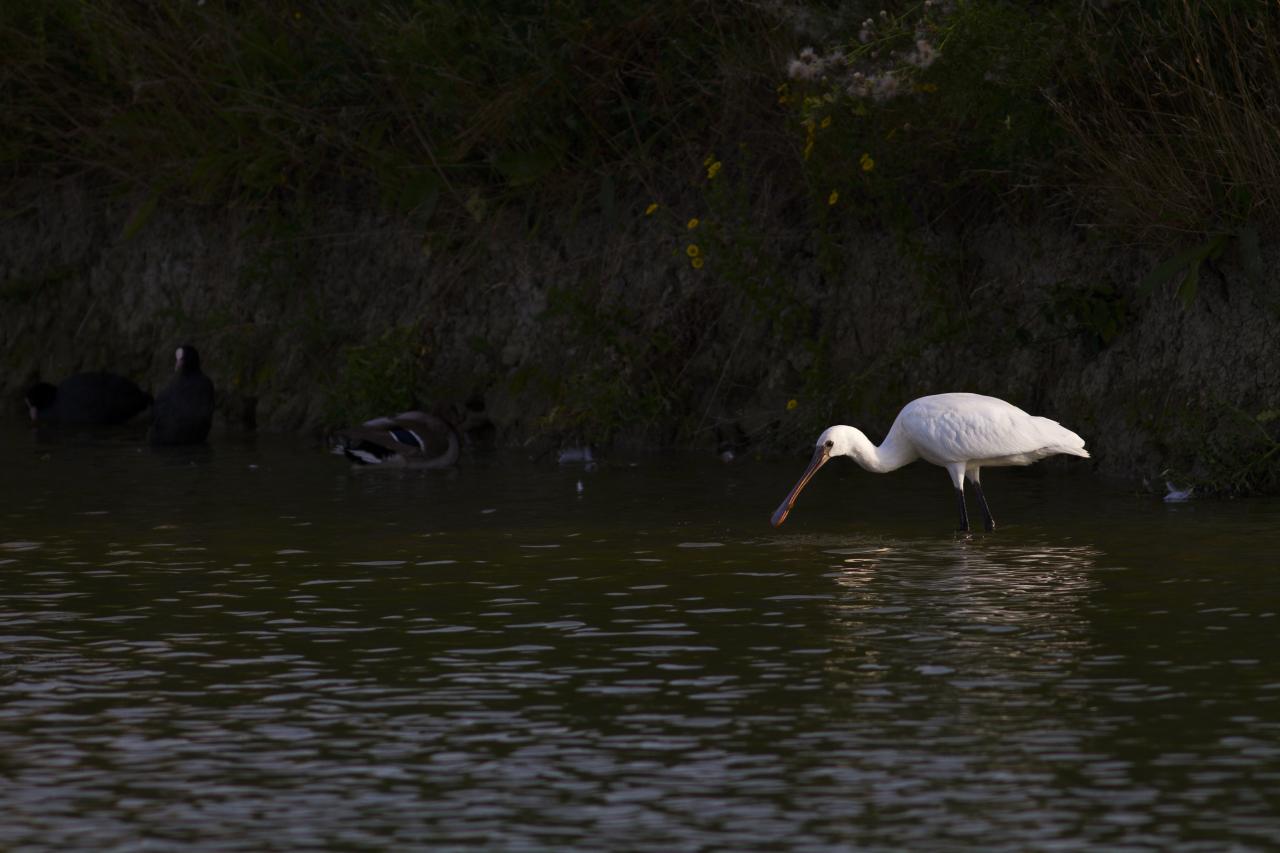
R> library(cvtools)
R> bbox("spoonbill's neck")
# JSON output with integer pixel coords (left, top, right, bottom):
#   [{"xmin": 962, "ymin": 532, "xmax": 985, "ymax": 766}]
[{"xmin": 839, "ymin": 423, "xmax": 918, "ymax": 474}]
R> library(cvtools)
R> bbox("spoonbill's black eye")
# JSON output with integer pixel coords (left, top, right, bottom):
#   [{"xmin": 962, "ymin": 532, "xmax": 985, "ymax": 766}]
[{"xmin": 824, "ymin": 440, "xmax": 834, "ymax": 449}]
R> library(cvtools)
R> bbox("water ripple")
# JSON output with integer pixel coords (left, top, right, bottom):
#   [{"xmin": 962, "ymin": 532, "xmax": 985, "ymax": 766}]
[{"xmin": 0, "ymin": 434, "xmax": 1278, "ymax": 849}]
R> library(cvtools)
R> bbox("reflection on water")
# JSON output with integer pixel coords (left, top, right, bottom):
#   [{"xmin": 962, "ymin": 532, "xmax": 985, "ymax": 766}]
[{"xmin": 1, "ymin": 424, "xmax": 1279, "ymax": 850}]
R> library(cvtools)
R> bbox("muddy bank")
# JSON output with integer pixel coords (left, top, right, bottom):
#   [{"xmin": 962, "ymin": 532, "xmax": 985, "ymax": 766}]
[{"xmin": 3, "ymin": 181, "xmax": 1278, "ymax": 490}]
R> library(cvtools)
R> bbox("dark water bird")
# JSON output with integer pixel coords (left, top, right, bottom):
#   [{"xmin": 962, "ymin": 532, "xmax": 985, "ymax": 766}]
[
  {"xmin": 25, "ymin": 372, "xmax": 153, "ymax": 425},
  {"xmin": 149, "ymin": 344, "xmax": 215, "ymax": 445},
  {"xmin": 331, "ymin": 411, "xmax": 460, "ymax": 467},
  {"xmin": 771, "ymin": 393, "xmax": 1090, "ymax": 533},
  {"xmin": 458, "ymin": 394, "xmax": 497, "ymax": 451}
]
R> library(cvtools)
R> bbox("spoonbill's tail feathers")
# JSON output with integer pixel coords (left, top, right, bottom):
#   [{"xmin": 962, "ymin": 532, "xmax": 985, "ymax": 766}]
[{"xmin": 1033, "ymin": 416, "xmax": 1090, "ymax": 458}]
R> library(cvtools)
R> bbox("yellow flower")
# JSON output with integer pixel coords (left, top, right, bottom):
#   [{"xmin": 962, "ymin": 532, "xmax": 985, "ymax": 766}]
[
  {"xmin": 918, "ymin": 82, "xmax": 938, "ymax": 93},
  {"xmin": 828, "ymin": 189, "xmax": 839, "ymax": 206},
  {"xmin": 707, "ymin": 161, "xmax": 722, "ymax": 179},
  {"xmin": 686, "ymin": 243, "xmax": 700, "ymax": 258},
  {"xmin": 786, "ymin": 399, "xmax": 798, "ymax": 411},
  {"xmin": 802, "ymin": 120, "xmax": 817, "ymax": 161},
  {"xmin": 860, "ymin": 152, "xmax": 875, "ymax": 172},
  {"xmin": 645, "ymin": 202, "xmax": 659, "ymax": 216},
  {"xmin": 691, "ymin": 257, "xmax": 704, "ymax": 269},
  {"xmin": 820, "ymin": 116, "xmax": 832, "ymax": 129},
  {"xmin": 687, "ymin": 218, "xmax": 700, "ymax": 230}
]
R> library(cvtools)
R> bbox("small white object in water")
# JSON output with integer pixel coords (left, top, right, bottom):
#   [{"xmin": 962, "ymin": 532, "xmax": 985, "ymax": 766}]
[
  {"xmin": 576, "ymin": 480, "xmax": 584, "ymax": 494},
  {"xmin": 1163, "ymin": 481, "xmax": 1194, "ymax": 503}
]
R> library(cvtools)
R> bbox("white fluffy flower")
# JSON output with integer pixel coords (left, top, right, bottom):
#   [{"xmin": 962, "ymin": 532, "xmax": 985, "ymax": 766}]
[{"xmin": 913, "ymin": 39, "xmax": 939, "ymax": 69}]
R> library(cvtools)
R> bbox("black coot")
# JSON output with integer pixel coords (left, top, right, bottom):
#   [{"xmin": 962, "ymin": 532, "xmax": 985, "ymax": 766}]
[
  {"xmin": 149, "ymin": 345, "xmax": 215, "ymax": 445},
  {"xmin": 25, "ymin": 372, "xmax": 153, "ymax": 425}
]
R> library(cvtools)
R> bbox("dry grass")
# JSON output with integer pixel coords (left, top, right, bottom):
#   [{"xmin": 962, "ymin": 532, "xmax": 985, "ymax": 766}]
[
  {"xmin": 1053, "ymin": 1, "xmax": 1280, "ymax": 242},
  {"xmin": 0, "ymin": 1, "xmax": 796, "ymax": 218}
]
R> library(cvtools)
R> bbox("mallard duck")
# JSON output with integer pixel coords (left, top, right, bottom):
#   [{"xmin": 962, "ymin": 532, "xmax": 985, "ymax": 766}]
[
  {"xmin": 25, "ymin": 371, "xmax": 153, "ymax": 425},
  {"xmin": 149, "ymin": 344, "xmax": 215, "ymax": 445},
  {"xmin": 331, "ymin": 411, "xmax": 460, "ymax": 467}
]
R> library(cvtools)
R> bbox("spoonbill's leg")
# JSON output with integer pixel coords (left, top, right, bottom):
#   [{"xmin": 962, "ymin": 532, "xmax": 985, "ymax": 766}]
[
  {"xmin": 954, "ymin": 489, "xmax": 971, "ymax": 533},
  {"xmin": 947, "ymin": 463, "xmax": 970, "ymax": 533},
  {"xmin": 966, "ymin": 469, "xmax": 995, "ymax": 532}
]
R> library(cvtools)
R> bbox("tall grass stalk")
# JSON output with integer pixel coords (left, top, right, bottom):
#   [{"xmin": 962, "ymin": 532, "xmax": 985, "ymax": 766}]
[
  {"xmin": 1, "ymin": 1, "xmax": 793, "ymax": 218},
  {"xmin": 1054, "ymin": 1, "xmax": 1280, "ymax": 241}
]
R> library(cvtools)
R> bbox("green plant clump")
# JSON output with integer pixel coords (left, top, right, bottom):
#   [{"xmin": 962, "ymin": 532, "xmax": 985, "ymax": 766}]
[
  {"xmin": 7, "ymin": 0, "xmax": 1280, "ymax": 247},
  {"xmin": 0, "ymin": 0, "xmax": 787, "ymax": 219},
  {"xmin": 327, "ymin": 323, "xmax": 430, "ymax": 427},
  {"xmin": 4, "ymin": 0, "xmax": 1279, "ymax": 487}
]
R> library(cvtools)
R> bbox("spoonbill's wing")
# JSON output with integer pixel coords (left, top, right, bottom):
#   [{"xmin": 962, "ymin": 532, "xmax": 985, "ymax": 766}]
[{"xmin": 899, "ymin": 393, "xmax": 1087, "ymax": 464}]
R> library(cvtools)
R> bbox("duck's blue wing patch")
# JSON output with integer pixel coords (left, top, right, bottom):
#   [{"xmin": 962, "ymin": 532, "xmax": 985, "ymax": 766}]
[{"xmin": 388, "ymin": 427, "xmax": 424, "ymax": 450}]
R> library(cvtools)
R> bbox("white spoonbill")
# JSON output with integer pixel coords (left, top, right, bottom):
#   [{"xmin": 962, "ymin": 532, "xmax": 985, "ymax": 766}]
[{"xmin": 771, "ymin": 393, "xmax": 1090, "ymax": 532}]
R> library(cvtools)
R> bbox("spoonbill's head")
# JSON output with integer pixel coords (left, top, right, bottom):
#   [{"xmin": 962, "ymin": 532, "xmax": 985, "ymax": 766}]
[{"xmin": 770, "ymin": 425, "xmax": 864, "ymax": 527}]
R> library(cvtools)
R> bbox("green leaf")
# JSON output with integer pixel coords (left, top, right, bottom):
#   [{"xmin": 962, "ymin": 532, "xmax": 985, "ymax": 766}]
[
  {"xmin": 1206, "ymin": 231, "xmax": 1229, "ymax": 261},
  {"xmin": 1139, "ymin": 233, "xmax": 1228, "ymax": 305},
  {"xmin": 242, "ymin": 151, "xmax": 285, "ymax": 192},
  {"xmin": 1139, "ymin": 242, "xmax": 1211, "ymax": 294},
  {"xmin": 121, "ymin": 190, "xmax": 160, "ymax": 241},
  {"xmin": 1177, "ymin": 262, "xmax": 1199, "ymax": 309},
  {"xmin": 395, "ymin": 171, "xmax": 440, "ymax": 217},
  {"xmin": 493, "ymin": 140, "xmax": 565, "ymax": 187},
  {"xmin": 464, "ymin": 189, "xmax": 485, "ymax": 222},
  {"xmin": 1237, "ymin": 225, "xmax": 1264, "ymax": 285}
]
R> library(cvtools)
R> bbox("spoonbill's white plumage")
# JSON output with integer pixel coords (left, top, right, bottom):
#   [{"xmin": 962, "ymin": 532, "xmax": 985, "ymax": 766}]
[{"xmin": 771, "ymin": 393, "xmax": 1089, "ymax": 532}]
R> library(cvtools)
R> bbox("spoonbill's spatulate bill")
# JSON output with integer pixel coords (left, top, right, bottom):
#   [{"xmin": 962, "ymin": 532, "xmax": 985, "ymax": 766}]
[{"xmin": 770, "ymin": 393, "xmax": 1090, "ymax": 532}]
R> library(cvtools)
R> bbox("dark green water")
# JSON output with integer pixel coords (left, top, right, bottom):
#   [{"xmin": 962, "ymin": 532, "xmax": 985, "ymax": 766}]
[{"xmin": 3, "ymin": 424, "xmax": 1278, "ymax": 851}]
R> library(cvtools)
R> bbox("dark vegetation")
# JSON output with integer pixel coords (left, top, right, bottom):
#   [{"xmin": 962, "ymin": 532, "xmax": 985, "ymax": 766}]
[{"xmin": 2, "ymin": 0, "xmax": 1279, "ymax": 491}]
